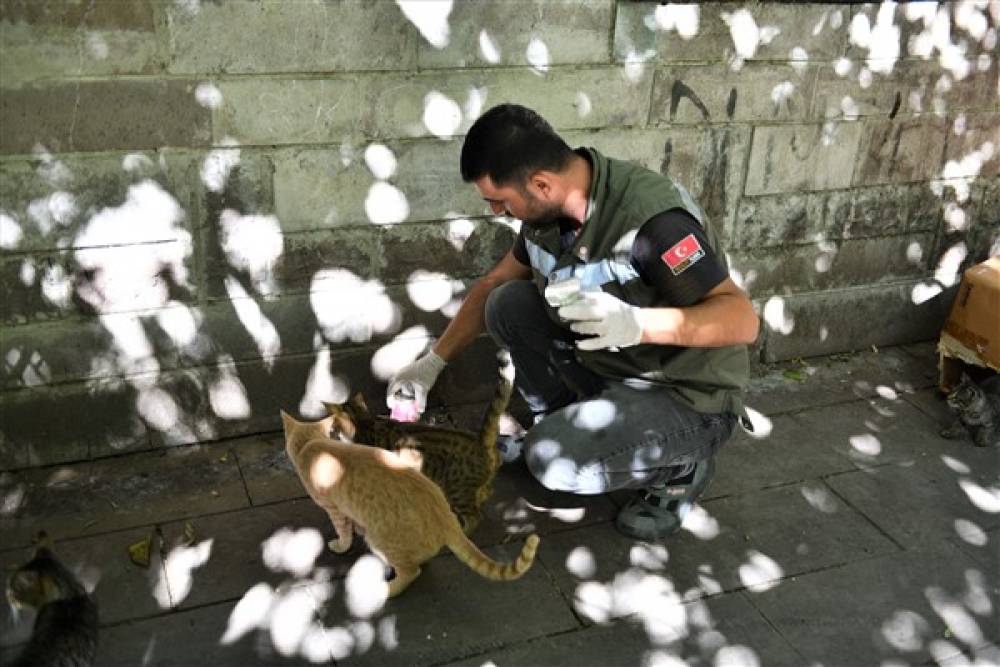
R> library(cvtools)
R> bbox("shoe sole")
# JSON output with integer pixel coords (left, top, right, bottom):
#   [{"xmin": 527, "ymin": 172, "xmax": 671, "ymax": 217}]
[{"xmin": 615, "ymin": 458, "xmax": 716, "ymax": 541}]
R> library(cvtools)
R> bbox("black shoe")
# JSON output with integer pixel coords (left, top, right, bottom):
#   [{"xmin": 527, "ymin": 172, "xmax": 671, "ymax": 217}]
[{"xmin": 615, "ymin": 458, "xmax": 716, "ymax": 540}]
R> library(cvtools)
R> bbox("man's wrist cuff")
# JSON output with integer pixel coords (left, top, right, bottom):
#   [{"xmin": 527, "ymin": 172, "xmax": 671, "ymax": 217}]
[{"xmin": 427, "ymin": 350, "xmax": 447, "ymax": 371}]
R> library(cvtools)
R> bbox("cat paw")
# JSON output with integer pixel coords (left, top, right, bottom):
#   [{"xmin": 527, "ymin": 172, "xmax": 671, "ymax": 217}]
[{"xmin": 939, "ymin": 424, "xmax": 967, "ymax": 439}]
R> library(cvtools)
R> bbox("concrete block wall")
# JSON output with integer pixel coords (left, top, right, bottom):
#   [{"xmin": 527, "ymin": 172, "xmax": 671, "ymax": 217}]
[{"xmin": 1, "ymin": 1, "xmax": 997, "ymax": 469}]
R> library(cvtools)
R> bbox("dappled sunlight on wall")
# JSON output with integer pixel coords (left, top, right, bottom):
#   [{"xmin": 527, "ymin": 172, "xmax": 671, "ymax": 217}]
[
  {"xmin": 225, "ymin": 277, "xmax": 282, "ymax": 370},
  {"xmin": 421, "ymin": 91, "xmax": 464, "ymax": 140},
  {"xmin": 369, "ymin": 325, "xmax": 434, "ymax": 382},
  {"xmin": 395, "ymin": 0, "xmax": 452, "ymax": 49},
  {"xmin": 208, "ymin": 355, "xmax": 251, "ymax": 420},
  {"xmin": 526, "ymin": 37, "xmax": 550, "ymax": 74},
  {"xmin": 654, "ymin": 4, "xmax": 699, "ymax": 40},
  {"xmin": 912, "ymin": 131, "xmax": 996, "ymax": 305},
  {"xmin": 76, "ymin": 180, "xmax": 191, "ymax": 312},
  {"xmin": 310, "ymin": 269, "xmax": 400, "ymax": 345},
  {"xmin": 722, "ymin": 8, "xmax": 781, "ymax": 71},
  {"xmin": 850, "ymin": 2, "xmax": 901, "ymax": 75},
  {"xmin": 405, "ymin": 270, "xmax": 463, "ymax": 313},
  {"xmin": 300, "ymin": 333, "xmax": 350, "ymax": 418},
  {"xmin": 762, "ymin": 296, "xmax": 794, "ymax": 337},
  {"xmin": 219, "ymin": 209, "xmax": 283, "ymax": 296}
]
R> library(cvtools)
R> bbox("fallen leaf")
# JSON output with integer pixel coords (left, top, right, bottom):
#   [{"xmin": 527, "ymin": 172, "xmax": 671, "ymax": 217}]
[
  {"xmin": 128, "ymin": 534, "xmax": 152, "ymax": 568},
  {"xmin": 219, "ymin": 453, "xmax": 229, "ymax": 463},
  {"xmin": 783, "ymin": 369, "xmax": 808, "ymax": 382},
  {"xmin": 183, "ymin": 521, "xmax": 195, "ymax": 545}
]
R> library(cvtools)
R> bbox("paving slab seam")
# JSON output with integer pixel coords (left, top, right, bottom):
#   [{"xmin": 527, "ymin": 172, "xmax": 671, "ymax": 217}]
[
  {"xmin": 0, "ymin": 435, "xmax": 252, "ymax": 476},
  {"xmin": 746, "ymin": 394, "xmax": 875, "ymax": 419},
  {"xmin": 534, "ymin": 546, "xmax": 595, "ymax": 629},
  {"xmin": 900, "ymin": 392, "xmax": 950, "ymax": 425},
  {"xmin": 99, "ymin": 595, "xmax": 246, "ymax": 635},
  {"xmin": 707, "ymin": 546, "xmax": 923, "ymax": 606},
  {"xmin": 0, "ymin": 497, "xmax": 306, "ymax": 556},
  {"xmin": 697, "ymin": 462, "xmax": 901, "ymax": 505},
  {"xmin": 819, "ymin": 476, "xmax": 908, "ymax": 552},
  {"xmin": 425, "ymin": 626, "xmax": 589, "ymax": 667},
  {"xmin": 231, "ymin": 446, "xmax": 255, "ymax": 508},
  {"xmin": 736, "ymin": 589, "xmax": 812, "ymax": 665},
  {"xmin": 0, "ymin": 582, "xmax": 193, "ymax": 653}
]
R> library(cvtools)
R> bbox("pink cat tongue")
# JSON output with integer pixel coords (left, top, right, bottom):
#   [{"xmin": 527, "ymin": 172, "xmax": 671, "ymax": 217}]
[{"xmin": 390, "ymin": 402, "xmax": 420, "ymax": 422}]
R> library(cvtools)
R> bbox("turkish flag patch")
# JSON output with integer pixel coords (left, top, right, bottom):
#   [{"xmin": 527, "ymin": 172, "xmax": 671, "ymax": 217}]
[{"xmin": 661, "ymin": 233, "xmax": 705, "ymax": 275}]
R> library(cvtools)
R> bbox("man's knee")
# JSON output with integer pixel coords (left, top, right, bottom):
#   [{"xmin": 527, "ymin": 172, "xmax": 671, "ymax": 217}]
[
  {"xmin": 484, "ymin": 280, "xmax": 536, "ymax": 344},
  {"xmin": 524, "ymin": 435, "xmax": 606, "ymax": 495}
]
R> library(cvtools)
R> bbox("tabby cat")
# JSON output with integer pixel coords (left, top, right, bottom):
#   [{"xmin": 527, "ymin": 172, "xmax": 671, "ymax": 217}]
[
  {"xmin": 324, "ymin": 351, "xmax": 514, "ymax": 534},
  {"xmin": 5, "ymin": 532, "xmax": 98, "ymax": 667},
  {"xmin": 279, "ymin": 411, "xmax": 539, "ymax": 597},
  {"xmin": 941, "ymin": 372, "xmax": 1000, "ymax": 448}
]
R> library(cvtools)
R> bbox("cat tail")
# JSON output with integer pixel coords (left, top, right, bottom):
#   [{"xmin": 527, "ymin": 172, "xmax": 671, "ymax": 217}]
[
  {"xmin": 447, "ymin": 531, "xmax": 540, "ymax": 582},
  {"xmin": 478, "ymin": 349, "xmax": 516, "ymax": 452}
]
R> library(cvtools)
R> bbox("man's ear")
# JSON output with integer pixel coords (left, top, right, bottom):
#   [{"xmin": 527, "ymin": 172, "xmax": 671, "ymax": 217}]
[{"xmin": 528, "ymin": 171, "xmax": 555, "ymax": 199}]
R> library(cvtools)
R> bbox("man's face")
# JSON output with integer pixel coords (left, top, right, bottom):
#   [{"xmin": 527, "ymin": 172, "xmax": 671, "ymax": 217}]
[{"xmin": 474, "ymin": 175, "xmax": 562, "ymax": 229}]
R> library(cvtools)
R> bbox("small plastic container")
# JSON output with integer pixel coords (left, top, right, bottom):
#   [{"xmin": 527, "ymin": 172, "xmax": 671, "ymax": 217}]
[
  {"xmin": 544, "ymin": 276, "xmax": 582, "ymax": 308},
  {"xmin": 390, "ymin": 382, "xmax": 420, "ymax": 422}
]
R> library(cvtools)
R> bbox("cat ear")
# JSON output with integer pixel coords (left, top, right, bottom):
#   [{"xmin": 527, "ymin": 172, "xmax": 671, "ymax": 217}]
[
  {"xmin": 33, "ymin": 530, "xmax": 52, "ymax": 549},
  {"xmin": 280, "ymin": 411, "xmax": 297, "ymax": 433},
  {"xmin": 10, "ymin": 570, "xmax": 39, "ymax": 594},
  {"xmin": 317, "ymin": 415, "xmax": 337, "ymax": 437},
  {"xmin": 349, "ymin": 392, "xmax": 369, "ymax": 413}
]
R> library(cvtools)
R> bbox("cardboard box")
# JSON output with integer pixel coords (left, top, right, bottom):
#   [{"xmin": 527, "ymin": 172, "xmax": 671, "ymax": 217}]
[{"xmin": 938, "ymin": 256, "xmax": 1000, "ymax": 392}]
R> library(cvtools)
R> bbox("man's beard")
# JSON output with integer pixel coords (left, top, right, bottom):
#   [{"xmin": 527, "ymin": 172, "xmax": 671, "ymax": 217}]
[{"xmin": 519, "ymin": 195, "xmax": 563, "ymax": 230}]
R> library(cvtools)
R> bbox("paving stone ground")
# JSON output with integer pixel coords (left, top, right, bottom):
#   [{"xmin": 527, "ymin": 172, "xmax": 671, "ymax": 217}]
[{"xmin": 1, "ymin": 342, "xmax": 998, "ymax": 666}]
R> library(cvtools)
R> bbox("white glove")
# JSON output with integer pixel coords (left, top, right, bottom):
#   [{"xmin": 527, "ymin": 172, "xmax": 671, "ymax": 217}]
[
  {"xmin": 558, "ymin": 291, "xmax": 644, "ymax": 351},
  {"xmin": 386, "ymin": 351, "xmax": 447, "ymax": 414}
]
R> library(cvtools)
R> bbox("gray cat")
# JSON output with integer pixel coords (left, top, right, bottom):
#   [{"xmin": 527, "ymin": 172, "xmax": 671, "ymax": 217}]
[
  {"xmin": 940, "ymin": 373, "xmax": 1000, "ymax": 448},
  {"xmin": 5, "ymin": 532, "xmax": 98, "ymax": 667}
]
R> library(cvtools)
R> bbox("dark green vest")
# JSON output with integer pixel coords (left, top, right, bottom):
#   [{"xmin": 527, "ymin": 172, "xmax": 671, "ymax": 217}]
[{"xmin": 521, "ymin": 147, "xmax": 748, "ymax": 414}]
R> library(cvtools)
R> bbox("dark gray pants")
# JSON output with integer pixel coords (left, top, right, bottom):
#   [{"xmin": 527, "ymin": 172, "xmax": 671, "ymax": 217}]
[{"xmin": 485, "ymin": 280, "xmax": 737, "ymax": 495}]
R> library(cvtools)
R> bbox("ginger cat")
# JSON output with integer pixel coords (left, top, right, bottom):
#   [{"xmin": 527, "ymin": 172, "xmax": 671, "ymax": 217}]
[
  {"xmin": 324, "ymin": 351, "xmax": 514, "ymax": 534},
  {"xmin": 279, "ymin": 411, "xmax": 539, "ymax": 597}
]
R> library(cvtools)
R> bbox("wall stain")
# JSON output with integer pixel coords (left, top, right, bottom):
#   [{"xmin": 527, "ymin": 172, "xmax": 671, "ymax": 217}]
[
  {"xmin": 889, "ymin": 91, "xmax": 901, "ymax": 119},
  {"xmin": 700, "ymin": 129, "xmax": 731, "ymax": 229},
  {"xmin": 660, "ymin": 138, "xmax": 672, "ymax": 176},
  {"xmin": 670, "ymin": 79, "xmax": 710, "ymax": 122}
]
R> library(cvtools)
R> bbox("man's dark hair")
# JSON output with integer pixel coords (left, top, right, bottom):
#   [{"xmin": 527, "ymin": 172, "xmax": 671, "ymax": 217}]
[{"xmin": 460, "ymin": 104, "xmax": 573, "ymax": 186}]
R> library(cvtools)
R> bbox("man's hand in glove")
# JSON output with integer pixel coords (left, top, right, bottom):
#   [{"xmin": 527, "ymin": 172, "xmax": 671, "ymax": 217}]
[
  {"xmin": 558, "ymin": 291, "xmax": 645, "ymax": 351},
  {"xmin": 386, "ymin": 350, "xmax": 447, "ymax": 415}
]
